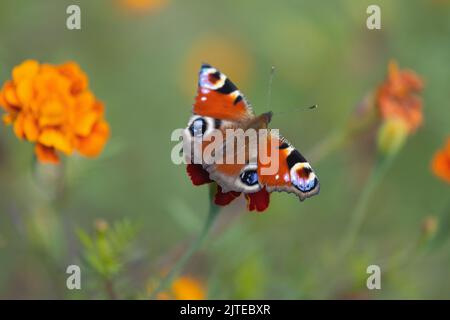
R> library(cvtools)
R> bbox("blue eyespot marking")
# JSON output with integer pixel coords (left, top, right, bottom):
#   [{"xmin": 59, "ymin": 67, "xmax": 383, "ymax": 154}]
[
  {"xmin": 290, "ymin": 165, "xmax": 318, "ymax": 192},
  {"xmin": 189, "ymin": 118, "xmax": 207, "ymax": 137},
  {"xmin": 240, "ymin": 170, "xmax": 259, "ymax": 186},
  {"xmin": 293, "ymin": 177, "xmax": 318, "ymax": 192}
]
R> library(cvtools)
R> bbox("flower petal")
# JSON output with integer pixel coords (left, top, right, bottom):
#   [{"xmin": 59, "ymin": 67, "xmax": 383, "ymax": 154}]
[
  {"xmin": 2, "ymin": 113, "xmax": 14, "ymax": 125},
  {"xmin": 16, "ymin": 79, "xmax": 34, "ymax": 107},
  {"xmin": 76, "ymin": 120, "xmax": 110, "ymax": 157},
  {"xmin": 186, "ymin": 164, "xmax": 212, "ymax": 186},
  {"xmin": 74, "ymin": 110, "xmax": 99, "ymax": 136},
  {"xmin": 431, "ymin": 139, "xmax": 450, "ymax": 184},
  {"xmin": 377, "ymin": 60, "xmax": 424, "ymax": 134},
  {"xmin": 13, "ymin": 113, "xmax": 25, "ymax": 139},
  {"xmin": 3, "ymin": 81, "xmax": 20, "ymax": 107},
  {"xmin": 245, "ymin": 188, "xmax": 270, "ymax": 212},
  {"xmin": 58, "ymin": 61, "xmax": 89, "ymax": 94},
  {"xmin": 35, "ymin": 144, "xmax": 59, "ymax": 164},
  {"xmin": 73, "ymin": 99, "xmax": 103, "ymax": 137},
  {"xmin": 39, "ymin": 100, "xmax": 66, "ymax": 126},
  {"xmin": 23, "ymin": 115, "xmax": 39, "ymax": 141},
  {"xmin": 214, "ymin": 185, "xmax": 241, "ymax": 206},
  {"xmin": 39, "ymin": 128, "xmax": 73, "ymax": 155},
  {"xmin": 12, "ymin": 60, "xmax": 39, "ymax": 84},
  {"xmin": 171, "ymin": 276, "xmax": 206, "ymax": 300}
]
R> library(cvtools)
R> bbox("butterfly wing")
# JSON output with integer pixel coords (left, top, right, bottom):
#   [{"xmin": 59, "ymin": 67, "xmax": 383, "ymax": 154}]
[
  {"xmin": 185, "ymin": 64, "xmax": 319, "ymax": 201},
  {"xmin": 257, "ymin": 131, "xmax": 320, "ymax": 201},
  {"xmin": 203, "ymin": 122, "xmax": 262, "ymax": 194},
  {"xmin": 193, "ymin": 63, "xmax": 253, "ymax": 121},
  {"xmin": 184, "ymin": 64, "xmax": 257, "ymax": 193}
]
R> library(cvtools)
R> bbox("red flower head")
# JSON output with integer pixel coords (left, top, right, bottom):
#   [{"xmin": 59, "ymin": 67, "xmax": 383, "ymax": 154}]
[
  {"xmin": 376, "ymin": 61, "xmax": 424, "ymax": 133},
  {"xmin": 186, "ymin": 164, "xmax": 270, "ymax": 212}
]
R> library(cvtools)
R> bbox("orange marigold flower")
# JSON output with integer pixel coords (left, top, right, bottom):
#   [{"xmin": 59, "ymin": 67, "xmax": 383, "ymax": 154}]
[
  {"xmin": 0, "ymin": 60, "xmax": 110, "ymax": 164},
  {"xmin": 376, "ymin": 60, "xmax": 424, "ymax": 133},
  {"xmin": 156, "ymin": 276, "xmax": 206, "ymax": 300},
  {"xmin": 431, "ymin": 137, "xmax": 450, "ymax": 184}
]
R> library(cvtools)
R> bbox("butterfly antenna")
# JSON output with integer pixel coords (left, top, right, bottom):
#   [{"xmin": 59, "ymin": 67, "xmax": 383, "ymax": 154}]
[
  {"xmin": 266, "ymin": 66, "xmax": 276, "ymax": 111},
  {"xmin": 273, "ymin": 104, "xmax": 318, "ymax": 116}
]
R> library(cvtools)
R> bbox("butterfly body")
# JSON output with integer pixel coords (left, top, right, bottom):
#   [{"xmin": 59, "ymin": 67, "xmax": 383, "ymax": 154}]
[{"xmin": 184, "ymin": 64, "xmax": 319, "ymax": 206}]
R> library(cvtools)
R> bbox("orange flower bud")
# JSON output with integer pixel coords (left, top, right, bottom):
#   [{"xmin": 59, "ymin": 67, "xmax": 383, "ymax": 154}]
[{"xmin": 376, "ymin": 118, "xmax": 408, "ymax": 156}]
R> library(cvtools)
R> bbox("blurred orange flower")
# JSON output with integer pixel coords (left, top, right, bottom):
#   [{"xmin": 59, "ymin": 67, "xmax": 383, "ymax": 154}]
[
  {"xmin": 376, "ymin": 61, "xmax": 424, "ymax": 133},
  {"xmin": 431, "ymin": 137, "xmax": 450, "ymax": 184},
  {"xmin": 118, "ymin": 0, "xmax": 168, "ymax": 13},
  {"xmin": 156, "ymin": 276, "xmax": 206, "ymax": 300},
  {"xmin": 0, "ymin": 60, "xmax": 110, "ymax": 164}
]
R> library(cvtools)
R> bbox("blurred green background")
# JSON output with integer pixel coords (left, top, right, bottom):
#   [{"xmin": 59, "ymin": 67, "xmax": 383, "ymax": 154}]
[{"xmin": 0, "ymin": 0, "xmax": 449, "ymax": 299}]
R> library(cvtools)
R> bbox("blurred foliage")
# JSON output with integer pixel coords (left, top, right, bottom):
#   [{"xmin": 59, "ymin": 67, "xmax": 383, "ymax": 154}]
[{"xmin": 77, "ymin": 219, "xmax": 138, "ymax": 279}]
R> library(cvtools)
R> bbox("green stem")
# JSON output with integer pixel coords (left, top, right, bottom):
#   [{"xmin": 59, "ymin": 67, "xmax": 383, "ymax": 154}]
[
  {"xmin": 104, "ymin": 277, "xmax": 118, "ymax": 300},
  {"xmin": 338, "ymin": 153, "xmax": 397, "ymax": 258},
  {"xmin": 30, "ymin": 157, "xmax": 69, "ymax": 298},
  {"xmin": 320, "ymin": 153, "xmax": 397, "ymax": 297},
  {"xmin": 150, "ymin": 185, "xmax": 220, "ymax": 299}
]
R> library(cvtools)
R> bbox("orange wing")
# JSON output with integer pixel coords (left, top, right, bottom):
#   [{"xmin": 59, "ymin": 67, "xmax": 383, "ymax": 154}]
[
  {"xmin": 258, "ymin": 131, "xmax": 319, "ymax": 201},
  {"xmin": 193, "ymin": 64, "xmax": 253, "ymax": 121}
]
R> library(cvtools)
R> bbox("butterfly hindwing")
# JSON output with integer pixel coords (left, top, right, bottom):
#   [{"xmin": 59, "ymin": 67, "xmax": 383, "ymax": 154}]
[
  {"xmin": 183, "ymin": 115, "xmax": 261, "ymax": 193},
  {"xmin": 204, "ymin": 123, "xmax": 262, "ymax": 194},
  {"xmin": 257, "ymin": 131, "xmax": 319, "ymax": 201}
]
